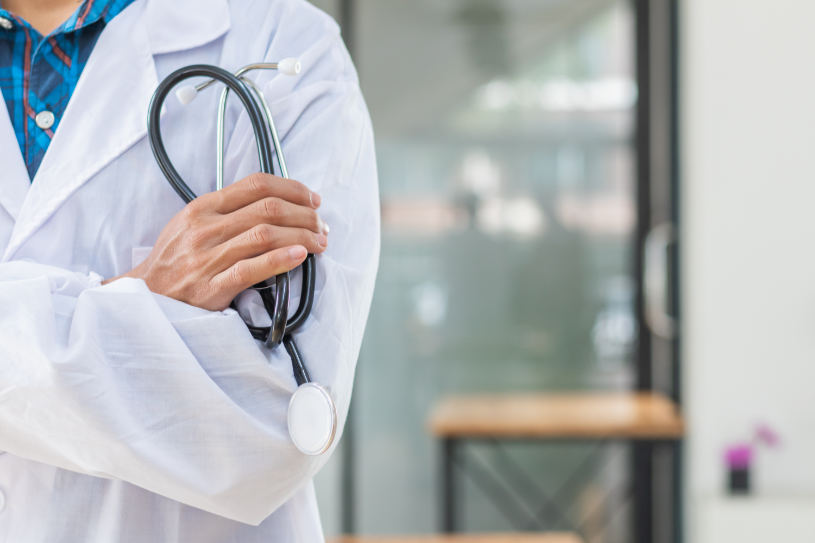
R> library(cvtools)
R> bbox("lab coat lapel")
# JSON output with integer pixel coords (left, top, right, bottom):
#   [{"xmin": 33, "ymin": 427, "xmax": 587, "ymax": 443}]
[
  {"xmin": 0, "ymin": 96, "xmax": 31, "ymax": 221},
  {"xmin": 3, "ymin": 0, "xmax": 231, "ymax": 261},
  {"xmin": 3, "ymin": 3, "xmax": 155, "ymax": 261}
]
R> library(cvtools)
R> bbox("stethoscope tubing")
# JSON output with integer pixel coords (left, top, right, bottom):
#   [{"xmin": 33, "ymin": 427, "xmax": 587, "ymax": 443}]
[
  {"xmin": 148, "ymin": 65, "xmax": 274, "ymax": 201},
  {"xmin": 217, "ymin": 75, "xmax": 290, "ymax": 189},
  {"xmin": 147, "ymin": 63, "xmax": 315, "ymax": 383}
]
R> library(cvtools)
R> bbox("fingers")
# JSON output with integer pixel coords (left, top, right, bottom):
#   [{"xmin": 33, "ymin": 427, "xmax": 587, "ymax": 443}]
[
  {"xmin": 216, "ymin": 196, "xmax": 328, "ymax": 242},
  {"xmin": 214, "ymin": 245, "xmax": 308, "ymax": 295},
  {"xmin": 202, "ymin": 173, "xmax": 320, "ymax": 214},
  {"xmin": 214, "ymin": 223, "xmax": 327, "ymax": 268}
]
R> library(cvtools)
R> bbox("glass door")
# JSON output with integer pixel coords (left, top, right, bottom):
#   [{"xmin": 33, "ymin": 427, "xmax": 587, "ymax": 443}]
[{"xmin": 311, "ymin": 0, "xmax": 680, "ymax": 541}]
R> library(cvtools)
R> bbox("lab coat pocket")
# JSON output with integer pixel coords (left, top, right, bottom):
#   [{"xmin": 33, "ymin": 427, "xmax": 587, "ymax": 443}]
[{"xmin": 131, "ymin": 246, "xmax": 153, "ymax": 268}]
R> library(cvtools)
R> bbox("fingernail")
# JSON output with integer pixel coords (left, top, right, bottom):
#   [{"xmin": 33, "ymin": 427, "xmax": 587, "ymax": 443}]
[
  {"xmin": 310, "ymin": 191, "xmax": 321, "ymax": 208},
  {"xmin": 316, "ymin": 233, "xmax": 328, "ymax": 248},
  {"xmin": 318, "ymin": 217, "xmax": 331, "ymax": 235},
  {"xmin": 289, "ymin": 246, "xmax": 307, "ymax": 260}
]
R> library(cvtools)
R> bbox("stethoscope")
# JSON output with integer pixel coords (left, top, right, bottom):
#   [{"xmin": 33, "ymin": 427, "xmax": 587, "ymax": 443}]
[{"xmin": 146, "ymin": 59, "xmax": 337, "ymax": 456}]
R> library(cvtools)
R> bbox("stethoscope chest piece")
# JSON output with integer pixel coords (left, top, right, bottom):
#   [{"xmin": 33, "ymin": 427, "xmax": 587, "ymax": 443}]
[
  {"xmin": 148, "ymin": 60, "xmax": 338, "ymax": 457},
  {"xmin": 288, "ymin": 383, "xmax": 337, "ymax": 456}
]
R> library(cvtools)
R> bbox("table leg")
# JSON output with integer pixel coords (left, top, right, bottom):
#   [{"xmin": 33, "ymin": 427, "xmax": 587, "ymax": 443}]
[
  {"xmin": 672, "ymin": 441, "xmax": 683, "ymax": 543},
  {"xmin": 441, "ymin": 437, "xmax": 457, "ymax": 533},
  {"xmin": 633, "ymin": 441, "xmax": 654, "ymax": 543}
]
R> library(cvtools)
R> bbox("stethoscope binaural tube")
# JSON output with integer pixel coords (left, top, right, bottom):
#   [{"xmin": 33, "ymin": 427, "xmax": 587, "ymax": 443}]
[
  {"xmin": 147, "ymin": 64, "xmax": 289, "ymax": 347},
  {"xmin": 147, "ymin": 63, "xmax": 336, "ymax": 456}
]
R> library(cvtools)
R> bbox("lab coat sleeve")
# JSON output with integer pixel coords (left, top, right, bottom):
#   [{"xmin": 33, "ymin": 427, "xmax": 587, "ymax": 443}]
[{"xmin": 0, "ymin": 19, "xmax": 379, "ymax": 527}]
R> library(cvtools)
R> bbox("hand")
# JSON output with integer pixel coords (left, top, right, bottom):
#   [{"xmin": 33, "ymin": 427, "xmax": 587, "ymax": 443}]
[{"xmin": 110, "ymin": 173, "xmax": 329, "ymax": 311}]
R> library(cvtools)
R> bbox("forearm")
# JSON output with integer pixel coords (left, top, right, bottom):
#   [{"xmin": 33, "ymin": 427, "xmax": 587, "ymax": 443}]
[{"xmin": 0, "ymin": 263, "xmax": 322, "ymax": 524}]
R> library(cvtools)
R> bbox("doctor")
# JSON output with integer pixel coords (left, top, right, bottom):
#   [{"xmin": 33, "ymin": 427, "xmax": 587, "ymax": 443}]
[{"xmin": 0, "ymin": 0, "xmax": 378, "ymax": 541}]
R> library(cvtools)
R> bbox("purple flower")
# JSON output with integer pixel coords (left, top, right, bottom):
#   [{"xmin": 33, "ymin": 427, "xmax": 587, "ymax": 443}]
[
  {"xmin": 755, "ymin": 424, "xmax": 780, "ymax": 447},
  {"xmin": 725, "ymin": 444, "xmax": 753, "ymax": 469}
]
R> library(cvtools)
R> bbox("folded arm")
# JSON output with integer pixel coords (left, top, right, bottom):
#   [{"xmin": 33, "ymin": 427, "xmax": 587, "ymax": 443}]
[{"xmin": 0, "ymin": 28, "xmax": 379, "ymax": 525}]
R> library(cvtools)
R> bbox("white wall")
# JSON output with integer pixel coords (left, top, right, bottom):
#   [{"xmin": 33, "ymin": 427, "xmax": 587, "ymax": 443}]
[{"xmin": 682, "ymin": 0, "xmax": 815, "ymax": 536}]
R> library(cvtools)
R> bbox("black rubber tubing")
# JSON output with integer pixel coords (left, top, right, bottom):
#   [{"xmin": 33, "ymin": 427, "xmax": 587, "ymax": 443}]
[{"xmin": 147, "ymin": 64, "xmax": 316, "ymax": 381}]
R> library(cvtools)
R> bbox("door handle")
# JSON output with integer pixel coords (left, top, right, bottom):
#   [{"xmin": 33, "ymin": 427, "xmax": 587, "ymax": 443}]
[{"xmin": 644, "ymin": 222, "xmax": 677, "ymax": 340}]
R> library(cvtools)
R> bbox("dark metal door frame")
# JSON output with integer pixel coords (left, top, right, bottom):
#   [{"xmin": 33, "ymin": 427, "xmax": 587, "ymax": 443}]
[{"xmin": 634, "ymin": 0, "xmax": 682, "ymax": 542}]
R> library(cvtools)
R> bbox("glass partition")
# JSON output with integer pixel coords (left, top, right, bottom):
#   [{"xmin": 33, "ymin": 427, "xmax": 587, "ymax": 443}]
[{"xmin": 316, "ymin": 1, "xmax": 638, "ymax": 540}]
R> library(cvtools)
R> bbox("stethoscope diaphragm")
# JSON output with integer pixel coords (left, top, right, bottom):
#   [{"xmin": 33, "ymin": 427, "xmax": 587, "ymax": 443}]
[{"xmin": 287, "ymin": 383, "xmax": 337, "ymax": 456}]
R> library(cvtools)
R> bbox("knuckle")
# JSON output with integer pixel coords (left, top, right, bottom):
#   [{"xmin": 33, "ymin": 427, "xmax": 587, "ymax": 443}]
[
  {"xmin": 262, "ymin": 197, "xmax": 282, "ymax": 218},
  {"xmin": 310, "ymin": 233, "xmax": 325, "ymax": 252},
  {"xmin": 187, "ymin": 225, "xmax": 213, "ymax": 249},
  {"xmin": 250, "ymin": 224, "xmax": 276, "ymax": 245},
  {"xmin": 175, "ymin": 275, "xmax": 205, "ymax": 303},
  {"xmin": 309, "ymin": 210, "xmax": 321, "ymax": 231},
  {"xmin": 186, "ymin": 281, "xmax": 208, "ymax": 303},
  {"xmin": 190, "ymin": 249, "xmax": 212, "ymax": 270},
  {"xmin": 230, "ymin": 263, "xmax": 249, "ymax": 286},
  {"xmin": 181, "ymin": 201, "xmax": 201, "ymax": 221},
  {"xmin": 246, "ymin": 172, "xmax": 271, "ymax": 194}
]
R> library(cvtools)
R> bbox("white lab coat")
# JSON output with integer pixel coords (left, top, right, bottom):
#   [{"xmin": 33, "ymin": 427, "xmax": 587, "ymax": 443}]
[{"xmin": 0, "ymin": 0, "xmax": 379, "ymax": 541}]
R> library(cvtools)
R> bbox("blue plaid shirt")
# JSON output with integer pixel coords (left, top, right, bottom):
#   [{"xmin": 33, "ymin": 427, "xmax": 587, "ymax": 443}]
[{"xmin": 0, "ymin": 0, "xmax": 136, "ymax": 179}]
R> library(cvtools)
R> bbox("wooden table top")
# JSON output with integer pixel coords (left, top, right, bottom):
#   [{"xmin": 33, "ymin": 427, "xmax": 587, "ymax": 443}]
[
  {"xmin": 429, "ymin": 392, "xmax": 684, "ymax": 439},
  {"xmin": 331, "ymin": 534, "xmax": 582, "ymax": 543}
]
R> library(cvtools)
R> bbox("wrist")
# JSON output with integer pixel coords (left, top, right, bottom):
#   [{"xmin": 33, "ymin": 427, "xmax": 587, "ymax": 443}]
[{"xmin": 102, "ymin": 266, "xmax": 143, "ymax": 286}]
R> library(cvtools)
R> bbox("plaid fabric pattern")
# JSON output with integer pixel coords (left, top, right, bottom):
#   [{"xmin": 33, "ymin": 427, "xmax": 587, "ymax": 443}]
[{"xmin": 0, "ymin": 0, "xmax": 136, "ymax": 179}]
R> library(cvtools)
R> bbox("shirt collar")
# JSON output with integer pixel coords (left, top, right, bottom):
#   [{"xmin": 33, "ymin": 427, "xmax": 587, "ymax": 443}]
[
  {"xmin": 0, "ymin": 0, "xmax": 228, "ymax": 53},
  {"xmin": 0, "ymin": 0, "xmax": 124, "ymax": 36},
  {"xmin": 61, "ymin": 0, "xmax": 119, "ymax": 32}
]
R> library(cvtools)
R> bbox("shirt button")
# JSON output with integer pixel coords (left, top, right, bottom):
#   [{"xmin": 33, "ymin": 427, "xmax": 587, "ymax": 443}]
[
  {"xmin": 35, "ymin": 110, "xmax": 55, "ymax": 130},
  {"xmin": 0, "ymin": 17, "xmax": 12, "ymax": 30}
]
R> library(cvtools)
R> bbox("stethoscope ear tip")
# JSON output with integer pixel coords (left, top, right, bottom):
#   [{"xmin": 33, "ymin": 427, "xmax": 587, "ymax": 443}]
[
  {"xmin": 288, "ymin": 383, "xmax": 337, "ymax": 456},
  {"xmin": 175, "ymin": 85, "xmax": 198, "ymax": 106},
  {"xmin": 278, "ymin": 57, "xmax": 302, "ymax": 76}
]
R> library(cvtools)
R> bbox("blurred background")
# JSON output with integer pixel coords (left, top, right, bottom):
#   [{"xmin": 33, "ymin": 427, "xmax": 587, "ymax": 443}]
[{"xmin": 307, "ymin": 1, "xmax": 815, "ymax": 542}]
